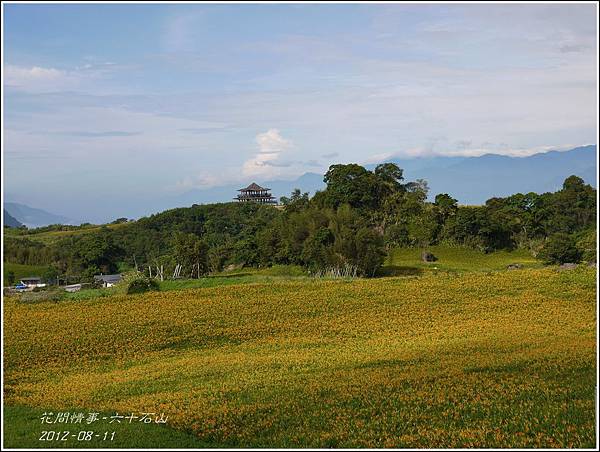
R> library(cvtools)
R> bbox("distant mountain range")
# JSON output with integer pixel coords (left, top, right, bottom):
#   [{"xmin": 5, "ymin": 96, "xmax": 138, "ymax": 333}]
[
  {"xmin": 177, "ymin": 144, "xmax": 597, "ymax": 207},
  {"xmin": 4, "ymin": 202, "xmax": 72, "ymax": 228},
  {"xmin": 4, "ymin": 210, "xmax": 23, "ymax": 228},
  {"xmin": 368, "ymin": 144, "xmax": 597, "ymax": 204},
  {"xmin": 3, "ymin": 145, "xmax": 596, "ymax": 227}
]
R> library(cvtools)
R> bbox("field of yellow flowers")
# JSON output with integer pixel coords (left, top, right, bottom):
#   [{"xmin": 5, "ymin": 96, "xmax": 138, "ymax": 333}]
[{"xmin": 3, "ymin": 267, "xmax": 597, "ymax": 448}]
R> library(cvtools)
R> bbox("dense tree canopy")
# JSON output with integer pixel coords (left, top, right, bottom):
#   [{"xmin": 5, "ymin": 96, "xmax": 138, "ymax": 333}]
[{"xmin": 4, "ymin": 163, "xmax": 596, "ymax": 282}]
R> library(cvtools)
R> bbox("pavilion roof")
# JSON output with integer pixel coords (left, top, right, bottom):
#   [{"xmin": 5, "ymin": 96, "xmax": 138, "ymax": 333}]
[{"xmin": 238, "ymin": 182, "xmax": 270, "ymax": 191}]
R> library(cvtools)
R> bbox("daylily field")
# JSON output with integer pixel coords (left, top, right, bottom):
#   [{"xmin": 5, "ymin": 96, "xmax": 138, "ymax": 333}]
[{"xmin": 3, "ymin": 264, "xmax": 597, "ymax": 448}]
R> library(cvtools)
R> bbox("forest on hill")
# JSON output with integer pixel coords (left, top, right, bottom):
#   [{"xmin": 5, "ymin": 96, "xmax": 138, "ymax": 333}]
[{"xmin": 4, "ymin": 163, "xmax": 597, "ymax": 283}]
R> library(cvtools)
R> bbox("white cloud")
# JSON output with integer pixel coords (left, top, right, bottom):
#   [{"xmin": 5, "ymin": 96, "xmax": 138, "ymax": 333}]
[
  {"xmin": 366, "ymin": 144, "xmax": 582, "ymax": 162},
  {"xmin": 5, "ymin": 65, "xmax": 63, "ymax": 80},
  {"xmin": 255, "ymin": 128, "xmax": 292, "ymax": 153},
  {"xmin": 3, "ymin": 65, "xmax": 74, "ymax": 91},
  {"xmin": 171, "ymin": 129, "xmax": 303, "ymax": 191},
  {"xmin": 243, "ymin": 129, "xmax": 293, "ymax": 177},
  {"xmin": 3, "ymin": 61, "xmax": 129, "ymax": 93}
]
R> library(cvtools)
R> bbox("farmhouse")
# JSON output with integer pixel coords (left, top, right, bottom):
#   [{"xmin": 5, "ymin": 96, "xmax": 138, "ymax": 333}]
[
  {"xmin": 93, "ymin": 274, "xmax": 122, "ymax": 288},
  {"xmin": 235, "ymin": 183, "xmax": 277, "ymax": 204}
]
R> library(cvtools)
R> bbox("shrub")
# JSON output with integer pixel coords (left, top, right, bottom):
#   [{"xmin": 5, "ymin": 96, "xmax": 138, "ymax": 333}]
[
  {"xmin": 117, "ymin": 272, "xmax": 160, "ymax": 295},
  {"xmin": 20, "ymin": 290, "xmax": 64, "ymax": 303},
  {"xmin": 539, "ymin": 233, "xmax": 581, "ymax": 265},
  {"xmin": 126, "ymin": 278, "xmax": 160, "ymax": 294}
]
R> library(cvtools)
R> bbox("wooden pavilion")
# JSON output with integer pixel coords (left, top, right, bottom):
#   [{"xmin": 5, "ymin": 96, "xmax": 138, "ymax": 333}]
[{"xmin": 235, "ymin": 183, "xmax": 277, "ymax": 204}]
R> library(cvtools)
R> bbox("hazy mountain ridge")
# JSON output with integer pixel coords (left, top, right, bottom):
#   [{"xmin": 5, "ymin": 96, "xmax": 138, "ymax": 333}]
[
  {"xmin": 440, "ymin": 145, "xmax": 595, "ymax": 203},
  {"xmin": 4, "ymin": 202, "xmax": 72, "ymax": 228},
  {"xmin": 4, "ymin": 210, "xmax": 23, "ymax": 228},
  {"xmin": 4, "ymin": 145, "xmax": 596, "ymax": 226},
  {"xmin": 181, "ymin": 145, "xmax": 596, "ymax": 207}
]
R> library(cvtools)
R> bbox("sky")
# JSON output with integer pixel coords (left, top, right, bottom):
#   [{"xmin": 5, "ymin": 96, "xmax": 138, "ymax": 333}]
[{"xmin": 2, "ymin": 2, "xmax": 598, "ymax": 222}]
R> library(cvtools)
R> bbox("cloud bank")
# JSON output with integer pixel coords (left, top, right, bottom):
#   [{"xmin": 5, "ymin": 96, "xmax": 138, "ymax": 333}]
[{"xmin": 243, "ymin": 129, "xmax": 294, "ymax": 178}]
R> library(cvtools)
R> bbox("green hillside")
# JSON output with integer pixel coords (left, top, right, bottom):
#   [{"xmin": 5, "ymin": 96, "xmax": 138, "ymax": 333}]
[{"xmin": 3, "ymin": 263, "xmax": 53, "ymax": 286}]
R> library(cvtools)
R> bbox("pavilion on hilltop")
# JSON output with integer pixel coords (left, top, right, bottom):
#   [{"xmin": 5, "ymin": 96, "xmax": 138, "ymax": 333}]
[{"xmin": 235, "ymin": 182, "xmax": 277, "ymax": 204}]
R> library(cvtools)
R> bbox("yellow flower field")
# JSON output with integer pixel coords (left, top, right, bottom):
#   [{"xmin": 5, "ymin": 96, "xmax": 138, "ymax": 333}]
[{"xmin": 3, "ymin": 267, "xmax": 597, "ymax": 448}]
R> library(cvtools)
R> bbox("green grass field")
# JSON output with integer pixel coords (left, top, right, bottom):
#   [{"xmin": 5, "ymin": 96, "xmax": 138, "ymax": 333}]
[
  {"xmin": 385, "ymin": 245, "xmax": 542, "ymax": 273},
  {"xmin": 158, "ymin": 264, "xmax": 308, "ymax": 291},
  {"xmin": 3, "ymin": 261, "xmax": 596, "ymax": 448},
  {"xmin": 43, "ymin": 265, "xmax": 310, "ymax": 302},
  {"xmin": 3, "ymin": 262, "xmax": 53, "ymax": 285}
]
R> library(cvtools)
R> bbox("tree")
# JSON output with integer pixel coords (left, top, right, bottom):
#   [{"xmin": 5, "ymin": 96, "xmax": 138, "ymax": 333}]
[
  {"xmin": 172, "ymin": 232, "xmax": 209, "ymax": 277},
  {"xmin": 485, "ymin": 192, "xmax": 540, "ymax": 248},
  {"xmin": 434, "ymin": 193, "xmax": 458, "ymax": 219},
  {"xmin": 383, "ymin": 223, "xmax": 409, "ymax": 248},
  {"xmin": 441, "ymin": 206, "xmax": 490, "ymax": 251},
  {"xmin": 207, "ymin": 245, "xmax": 228, "ymax": 273},
  {"xmin": 407, "ymin": 208, "xmax": 440, "ymax": 247},
  {"xmin": 354, "ymin": 227, "xmax": 386, "ymax": 276},
  {"xmin": 538, "ymin": 233, "xmax": 581, "ymax": 264},
  {"xmin": 404, "ymin": 179, "xmax": 429, "ymax": 201},
  {"xmin": 256, "ymin": 227, "xmax": 280, "ymax": 267},
  {"xmin": 73, "ymin": 228, "xmax": 122, "ymax": 276},
  {"xmin": 432, "ymin": 193, "xmax": 458, "ymax": 241},
  {"xmin": 7, "ymin": 271, "xmax": 15, "ymax": 286},
  {"xmin": 321, "ymin": 164, "xmax": 380, "ymax": 210},
  {"xmin": 541, "ymin": 176, "xmax": 596, "ymax": 235},
  {"xmin": 327, "ymin": 205, "xmax": 386, "ymax": 276},
  {"xmin": 280, "ymin": 189, "xmax": 310, "ymax": 213},
  {"xmin": 374, "ymin": 163, "xmax": 405, "ymax": 198},
  {"xmin": 301, "ymin": 227, "xmax": 334, "ymax": 270},
  {"xmin": 41, "ymin": 266, "xmax": 59, "ymax": 285}
]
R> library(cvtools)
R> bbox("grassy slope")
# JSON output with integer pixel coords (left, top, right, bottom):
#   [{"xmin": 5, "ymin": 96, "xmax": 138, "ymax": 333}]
[
  {"xmin": 3, "ymin": 262, "xmax": 53, "ymax": 285},
  {"xmin": 3, "ymin": 223, "xmax": 127, "ymax": 246},
  {"xmin": 59, "ymin": 265, "xmax": 309, "ymax": 302},
  {"xmin": 386, "ymin": 245, "xmax": 541, "ymax": 273},
  {"xmin": 4, "ymin": 267, "xmax": 596, "ymax": 448}
]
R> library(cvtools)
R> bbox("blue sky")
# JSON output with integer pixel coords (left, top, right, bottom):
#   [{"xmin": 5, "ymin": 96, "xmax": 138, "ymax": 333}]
[{"xmin": 3, "ymin": 2, "xmax": 598, "ymax": 222}]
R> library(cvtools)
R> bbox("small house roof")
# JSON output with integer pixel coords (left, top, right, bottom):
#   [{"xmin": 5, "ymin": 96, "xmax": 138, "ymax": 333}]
[
  {"xmin": 238, "ymin": 182, "xmax": 270, "ymax": 192},
  {"xmin": 20, "ymin": 276, "xmax": 41, "ymax": 282},
  {"xmin": 93, "ymin": 274, "xmax": 122, "ymax": 283}
]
